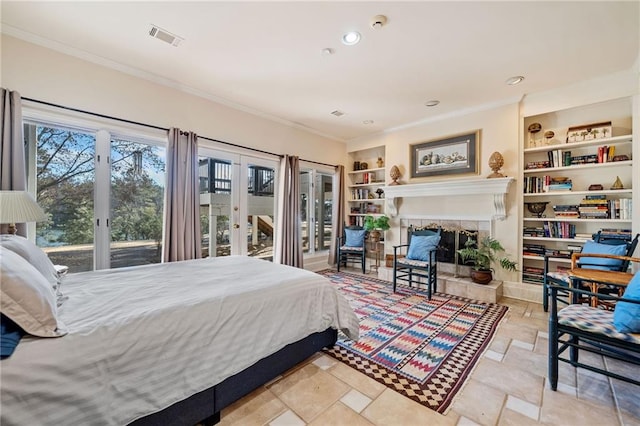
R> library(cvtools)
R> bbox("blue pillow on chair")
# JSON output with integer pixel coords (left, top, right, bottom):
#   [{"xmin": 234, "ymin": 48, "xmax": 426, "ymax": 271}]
[
  {"xmin": 407, "ymin": 235, "xmax": 441, "ymax": 261},
  {"xmin": 613, "ymin": 271, "xmax": 640, "ymax": 333},
  {"xmin": 344, "ymin": 229, "xmax": 366, "ymax": 247},
  {"xmin": 578, "ymin": 240, "xmax": 626, "ymax": 270}
]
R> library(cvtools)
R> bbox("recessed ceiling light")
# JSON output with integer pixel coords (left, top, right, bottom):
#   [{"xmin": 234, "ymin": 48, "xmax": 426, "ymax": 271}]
[
  {"xmin": 505, "ymin": 76, "xmax": 525, "ymax": 85},
  {"xmin": 363, "ymin": 120, "xmax": 374, "ymax": 125},
  {"xmin": 425, "ymin": 100, "xmax": 440, "ymax": 107},
  {"xmin": 342, "ymin": 31, "xmax": 361, "ymax": 46}
]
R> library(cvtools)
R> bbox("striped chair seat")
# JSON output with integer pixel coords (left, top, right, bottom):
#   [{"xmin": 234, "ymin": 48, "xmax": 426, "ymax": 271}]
[
  {"xmin": 340, "ymin": 245, "xmax": 363, "ymax": 252},
  {"xmin": 396, "ymin": 257, "xmax": 431, "ymax": 268},
  {"xmin": 558, "ymin": 304, "xmax": 640, "ymax": 344},
  {"xmin": 547, "ymin": 270, "xmax": 570, "ymax": 284}
]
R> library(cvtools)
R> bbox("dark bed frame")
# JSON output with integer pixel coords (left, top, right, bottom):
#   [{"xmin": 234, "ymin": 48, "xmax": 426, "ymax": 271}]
[{"xmin": 129, "ymin": 328, "xmax": 338, "ymax": 426}]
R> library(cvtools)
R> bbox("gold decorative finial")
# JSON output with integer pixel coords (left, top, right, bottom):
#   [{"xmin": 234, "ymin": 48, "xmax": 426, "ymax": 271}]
[
  {"xmin": 389, "ymin": 165, "xmax": 401, "ymax": 185},
  {"xmin": 487, "ymin": 151, "xmax": 505, "ymax": 178}
]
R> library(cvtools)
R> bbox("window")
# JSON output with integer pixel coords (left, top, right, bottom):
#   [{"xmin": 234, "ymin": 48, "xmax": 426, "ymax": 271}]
[
  {"xmin": 26, "ymin": 123, "xmax": 96, "ymax": 272},
  {"xmin": 300, "ymin": 167, "xmax": 333, "ymax": 255},
  {"xmin": 24, "ymin": 121, "xmax": 165, "ymax": 272},
  {"xmin": 109, "ymin": 138, "xmax": 165, "ymax": 268}
]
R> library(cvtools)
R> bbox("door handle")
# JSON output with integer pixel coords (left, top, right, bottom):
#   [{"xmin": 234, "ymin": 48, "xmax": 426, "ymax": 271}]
[{"xmin": 233, "ymin": 224, "xmax": 240, "ymax": 229}]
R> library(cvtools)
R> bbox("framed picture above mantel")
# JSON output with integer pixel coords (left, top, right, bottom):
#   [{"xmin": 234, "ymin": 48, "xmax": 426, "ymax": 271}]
[{"xmin": 410, "ymin": 130, "xmax": 480, "ymax": 178}]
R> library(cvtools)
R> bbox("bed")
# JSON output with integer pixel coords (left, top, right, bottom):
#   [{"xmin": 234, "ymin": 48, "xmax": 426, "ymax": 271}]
[{"xmin": 0, "ymin": 243, "xmax": 359, "ymax": 426}]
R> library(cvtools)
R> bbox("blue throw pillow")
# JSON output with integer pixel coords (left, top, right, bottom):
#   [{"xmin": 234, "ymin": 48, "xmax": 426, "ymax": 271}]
[
  {"xmin": 344, "ymin": 229, "xmax": 366, "ymax": 247},
  {"xmin": 406, "ymin": 235, "xmax": 441, "ymax": 261},
  {"xmin": 613, "ymin": 271, "xmax": 640, "ymax": 333},
  {"xmin": 1, "ymin": 314, "xmax": 25, "ymax": 359},
  {"xmin": 578, "ymin": 240, "xmax": 627, "ymax": 270}
]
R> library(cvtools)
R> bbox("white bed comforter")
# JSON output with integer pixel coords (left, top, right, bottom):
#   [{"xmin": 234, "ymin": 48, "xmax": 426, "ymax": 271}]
[{"xmin": 0, "ymin": 256, "xmax": 359, "ymax": 426}]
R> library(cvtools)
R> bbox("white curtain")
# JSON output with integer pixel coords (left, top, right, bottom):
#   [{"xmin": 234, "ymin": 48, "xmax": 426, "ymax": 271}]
[
  {"xmin": 0, "ymin": 88, "xmax": 27, "ymax": 236},
  {"xmin": 162, "ymin": 128, "xmax": 202, "ymax": 262},
  {"xmin": 328, "ymin": 165, "xmax": 345, "ymax": 265},
  {"xmin": 274, "ymin": 155, "xmax": 303, "ymax": 267}
]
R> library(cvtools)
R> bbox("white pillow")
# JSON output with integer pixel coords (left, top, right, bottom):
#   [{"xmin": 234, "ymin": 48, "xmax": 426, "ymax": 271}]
[
  {"xmin": 0, "ymin": 247, "xmax": 67, "ymax": 337},
  {"xmin": 0, "ymin": 234, "xmax": 60, "ymax": 289}
]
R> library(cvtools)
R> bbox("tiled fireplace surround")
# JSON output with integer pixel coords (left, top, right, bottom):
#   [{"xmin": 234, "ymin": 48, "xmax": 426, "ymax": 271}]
[{"xmin": 376, "ymin": 177, "xmax": 515, "ymax": 303}]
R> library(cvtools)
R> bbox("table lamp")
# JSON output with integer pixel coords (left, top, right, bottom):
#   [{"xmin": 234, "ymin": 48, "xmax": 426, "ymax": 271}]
[{"xmin": 0, "ymin": 190, "xmax": 48, "ymax": 234}]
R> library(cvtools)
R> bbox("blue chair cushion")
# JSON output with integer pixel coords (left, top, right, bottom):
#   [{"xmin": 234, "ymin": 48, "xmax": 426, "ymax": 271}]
[
  {"xmin": 344, "ymin": 229, "xmax": 366, "ymax": 247},
  {"xmin": 406, "ymin": 235, "xmax": 440, "ymax": 261},
  {"xmin": 613, "ymin": 271, "xmax": 640, "ymax": 333},
  {"xmin": 578, "ymin": 240, "xmax": 627, "ymax": 270}
]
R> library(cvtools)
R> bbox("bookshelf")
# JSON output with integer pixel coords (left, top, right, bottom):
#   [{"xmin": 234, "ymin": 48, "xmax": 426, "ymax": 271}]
[{"xmin": 520, "ymin": 97, "xmax": 635, "ymax": 285}]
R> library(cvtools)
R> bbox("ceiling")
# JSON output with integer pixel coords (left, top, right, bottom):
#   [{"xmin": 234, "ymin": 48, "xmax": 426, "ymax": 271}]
[{"xmin": 1, "ymin": 1, "xmax": 638, "ymax": 142}]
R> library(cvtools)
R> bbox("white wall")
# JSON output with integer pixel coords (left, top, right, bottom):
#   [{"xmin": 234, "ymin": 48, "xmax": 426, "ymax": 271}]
[{"xmin": 0, "ymin": 35, "xmax": 346, "ymax": 164}]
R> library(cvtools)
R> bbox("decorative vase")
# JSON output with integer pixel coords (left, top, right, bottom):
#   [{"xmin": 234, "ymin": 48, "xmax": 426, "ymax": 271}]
[
  {"xmin": 470, "ymin": 269, "xmax": 493, "ymax": 285},
  {"xmin": 377, "ymin": 157, "xmax": 384, "ymax": 168},
  {"xmin": 369, "ymin": 230, "xmax": 381, "ymax": 242}
]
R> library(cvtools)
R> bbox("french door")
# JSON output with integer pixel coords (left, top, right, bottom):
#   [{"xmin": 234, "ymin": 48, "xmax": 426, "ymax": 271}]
[{"xmin": 198, "ymin": 148, "xmax": 278, "ymax": 259}]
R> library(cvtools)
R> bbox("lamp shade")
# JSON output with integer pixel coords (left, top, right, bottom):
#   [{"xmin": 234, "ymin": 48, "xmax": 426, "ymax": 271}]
[{"xmin": 0, "ymin": 191, "xmax": 48, "ymax": 224}]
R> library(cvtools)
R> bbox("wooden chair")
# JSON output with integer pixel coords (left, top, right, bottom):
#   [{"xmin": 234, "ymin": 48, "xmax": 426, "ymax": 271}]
[
  {"xmin": 542, "ymin": 232, "xmax": 639, "ymax": 312},
  {"xmin": 336, "ymin": 225, "xmax": 367, "ymax": 274},
  {"xmin": 392, "ymin": 226, "xmax": 441, "ymax": 299},
  {"xmin": 548, "ymin": 255, "xmax": 640, "ymax": 391}
]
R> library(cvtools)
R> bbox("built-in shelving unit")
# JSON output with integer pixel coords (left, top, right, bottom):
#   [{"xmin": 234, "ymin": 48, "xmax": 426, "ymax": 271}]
[
  {"xmin": 520, "ymin": 97, "xmax": 636, "ymax": 285},
  {"xmin": 347, "ymin": 146, "xmax": 386, "ymax": 226}
]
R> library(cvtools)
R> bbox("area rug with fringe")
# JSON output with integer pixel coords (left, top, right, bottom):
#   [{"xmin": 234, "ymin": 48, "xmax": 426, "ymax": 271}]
[{"xmin": 318, "ymin": 270, "xmax": 508, "ymax": 414}]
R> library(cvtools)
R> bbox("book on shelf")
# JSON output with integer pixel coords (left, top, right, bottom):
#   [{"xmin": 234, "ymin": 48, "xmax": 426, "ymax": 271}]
[
  {"xmin": 541, "ymin": 221, "xmax": 576, "ymax": 239},
  {"xmin": 574, "ymin": 233, "xmax": 593, "ymax": 240},
  {"xmin": 597, "ymin": 228, "xmax": 632, "ymax": 241},
  {"xmin": 525, "ymin": 160, "xmax": 550, "ymax": 170},
  {"xmin": 553, "ymin": 204, "xmax": 579, "ymax": 218},
  {"xmin": 523, "ymin": 244, "xmax": 546, "ymax": 256},
  {"xmin": 570, "ymin": 154, "xmax": 598, "ymax": 165},
  {"xmin": 579, "ymin": 195, "xmax": 609, "ymax": 218}
]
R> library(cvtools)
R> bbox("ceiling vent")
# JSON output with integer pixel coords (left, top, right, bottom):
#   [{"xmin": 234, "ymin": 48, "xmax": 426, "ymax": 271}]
[
  {"xmin": 331, "ymin": 110, "xmax": 345, "ymax": 117},
  {"xmin": 149, "ymin": 25, "xmax": 183, "ymax": 47}
]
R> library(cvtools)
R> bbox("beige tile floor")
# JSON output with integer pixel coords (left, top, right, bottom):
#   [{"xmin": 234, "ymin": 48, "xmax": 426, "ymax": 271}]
[{"xmin": 218, "ymin": 272, "xmax": 640, "ymax": 426}]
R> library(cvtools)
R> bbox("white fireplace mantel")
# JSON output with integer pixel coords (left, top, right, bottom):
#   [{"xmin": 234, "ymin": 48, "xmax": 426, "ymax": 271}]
[{"xmin": 382, "ymin": 177, "xmax": 515, "ymax": 220}]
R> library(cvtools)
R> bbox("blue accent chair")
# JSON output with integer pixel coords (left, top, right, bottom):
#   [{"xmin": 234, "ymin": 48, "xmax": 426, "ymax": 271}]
[
  {"xmin": 542, "ymin": 231, "xmax": 639, "ymax": 312},
  {"xmin": 392, "ymin": 226, "xmax": 441, "ymax": 299}
]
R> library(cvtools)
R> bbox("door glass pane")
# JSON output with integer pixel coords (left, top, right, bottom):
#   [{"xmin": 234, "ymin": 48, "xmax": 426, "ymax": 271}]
[
  {"xmin": 247, "ymin": 163, "xmax": 275, "ymax": 260},
  {"xmin": 199, "ymin": 156, "xmax": 233, "ymax": 257},
  {"xmin": 300, "ymin": 170, "xmax": 311, "ymax": 253},
  {"xmin": 315, "ymin": 173, "xmax": 333, "ymax": 251},
  {"xmin": 31, "ymin": 125, "xmax": 95, "ymax": 272},
  {"xmin": 110, "ymin": 139, "xmax": 165, "ymax": 268}
]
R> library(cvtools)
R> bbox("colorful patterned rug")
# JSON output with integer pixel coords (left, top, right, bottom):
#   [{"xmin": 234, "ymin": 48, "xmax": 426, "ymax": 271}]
[{"xmin": 318, "ymin": 270, "xmax": 508, "ymax": 414}]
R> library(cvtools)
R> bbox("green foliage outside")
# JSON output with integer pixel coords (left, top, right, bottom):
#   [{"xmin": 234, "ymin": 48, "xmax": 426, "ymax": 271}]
[{"xmin": 34, "ymin": 126, "xmax": 165, "ymax": 249}]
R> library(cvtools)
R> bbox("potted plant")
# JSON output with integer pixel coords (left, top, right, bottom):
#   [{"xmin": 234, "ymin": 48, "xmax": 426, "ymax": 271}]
[
  {"xmin": 456, "ymin": 236, "xmax": 517, "ymax": 284},
  {"xmin": 364, "ymin": 215, "xmax": 390, "ymax": 242}
]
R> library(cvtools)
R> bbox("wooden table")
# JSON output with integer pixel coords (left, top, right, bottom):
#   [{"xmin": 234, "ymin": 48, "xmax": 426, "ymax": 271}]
[
  {"xmin": 367, "ymin": 240, "xmax": 384, "ymax": 273},
  {"xmin": 569, "ymin": 268, "xmax": 634, "ymax": 308}
]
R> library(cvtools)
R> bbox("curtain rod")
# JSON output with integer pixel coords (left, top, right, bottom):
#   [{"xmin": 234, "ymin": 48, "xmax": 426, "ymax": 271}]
[{"xmin": 22, "ymin": 97, "xmax": 337, "ymax": 168}]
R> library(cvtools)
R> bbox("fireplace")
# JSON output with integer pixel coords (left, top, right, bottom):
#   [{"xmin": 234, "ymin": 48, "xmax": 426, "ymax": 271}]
[{"xmin": 399, "ymin": 219, "xmax": 490, "ymax": 276}]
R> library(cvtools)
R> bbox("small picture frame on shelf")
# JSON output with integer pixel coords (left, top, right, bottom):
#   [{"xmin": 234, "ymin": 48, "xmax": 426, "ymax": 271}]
[{"xmin": 566, "ymin": 121, "xmax": 612, "ymax": 143}]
